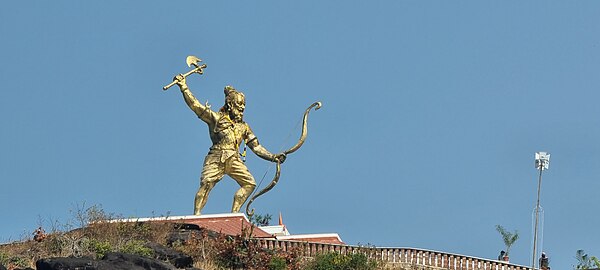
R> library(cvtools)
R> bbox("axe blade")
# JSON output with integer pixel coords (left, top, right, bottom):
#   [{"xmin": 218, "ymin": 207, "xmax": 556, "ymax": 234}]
[{"xmin": 186, "ymin": 55, "xmax": 202, "ymax": 67}]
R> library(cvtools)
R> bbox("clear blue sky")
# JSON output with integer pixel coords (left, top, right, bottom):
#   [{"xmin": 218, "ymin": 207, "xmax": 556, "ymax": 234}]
[{"xmin": 1, "ymin": 2, "xmax": 599, "ymax": 270}]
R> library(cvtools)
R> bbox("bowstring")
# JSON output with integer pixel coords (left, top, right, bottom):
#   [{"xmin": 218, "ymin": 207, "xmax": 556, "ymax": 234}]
[{"xmin": 249, "ymin": 116, "xmax": 303, "ymax": 199}]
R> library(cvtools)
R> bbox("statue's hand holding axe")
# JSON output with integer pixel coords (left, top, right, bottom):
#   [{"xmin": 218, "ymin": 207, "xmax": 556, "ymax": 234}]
[{"xmin": 163, "ymin": 55, "xmax": 206, "ymax": 91}]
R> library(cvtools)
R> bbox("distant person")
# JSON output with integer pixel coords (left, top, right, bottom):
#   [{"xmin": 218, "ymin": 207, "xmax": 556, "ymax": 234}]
[
  {"xmin": 540, "ymin": 252, "xmax": 550, "ymax": 270},
  {"xmin": 33, "ymin": 226, "xmax": 46, "ymax": 242},
  {"xmin": 498, "ymin": 250, "xmax": 506, "ymax": 261}
]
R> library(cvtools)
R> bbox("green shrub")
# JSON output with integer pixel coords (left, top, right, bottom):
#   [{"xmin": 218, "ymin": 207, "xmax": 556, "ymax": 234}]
[
  {"xmin": 116, "ymin": 222, "xmax": 152, "ymax": 241},
  {"xmin": 0, "ymin": 252, "xmax": 29, "ymax": 269},
  {"xmin": 307, "ymin": 252, "xmax": 378, "ymax": 270},
  {"xmin": 43, "ymin": 233, "xmax": 68, "ymax": 256},
  {"xmin": 268, "ymin": 255, "xmax": 287, "ymax": 270},
  {"xmin": 86, "ymin": 237, "xmax": 153, "ymax": 258},
  {"xmin": 87, "ymin": 239, "xmax": 113, "ymax": 258},
  {"xmin": 8, "ymin": 256, "xmax": 29, "ymax": 268},
  {"xmin": 119, "ymin": 240, "xmax": 153, "ymax": 257},
  {"xmin": 0, "ymin": 251, "xmax": 9, "ymax": 267}
]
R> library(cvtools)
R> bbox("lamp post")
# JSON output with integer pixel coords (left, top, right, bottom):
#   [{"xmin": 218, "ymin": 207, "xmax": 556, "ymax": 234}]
[{"xmin": 532, "ymin": 152, "xmax": 549, "ymax": 270}]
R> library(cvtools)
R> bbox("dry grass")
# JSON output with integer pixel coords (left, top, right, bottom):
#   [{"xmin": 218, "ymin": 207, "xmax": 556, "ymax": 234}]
[
  {"xmin": 0, "ymin": 204, "xmax": 175, "ymax": 269},
  {"xmin": 0, "ymin": 205, "xmax": 304, "ymax": 270},
  {"xmin": 1, "ymin": 205, "xmax": 394, "ymax": 270}
]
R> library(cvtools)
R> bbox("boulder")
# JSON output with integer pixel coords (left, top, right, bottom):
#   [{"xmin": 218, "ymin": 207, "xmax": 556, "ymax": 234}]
[
  {"xmin": 36, "ymin": 257, "xmax": 97, "ymax": 270},
  {"xmin": 145, "ymin": 243, "xmax": 193, "ymax": 268},
  {"xmin": 36, "ymin": 252, "xmax": 182, "ymax": 270},
  {"xmin": 167, "ymin": 227, "xmax": 218, "ymax": 247},
  {"xmin": 98, "ymin": 252, "xmax": 176, "ymax": 270}
]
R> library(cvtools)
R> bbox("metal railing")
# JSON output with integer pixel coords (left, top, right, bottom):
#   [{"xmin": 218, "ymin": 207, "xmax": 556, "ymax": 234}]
[{"xmin": 257, "ymin": 239, "xmax": 531, "ymax": 270}]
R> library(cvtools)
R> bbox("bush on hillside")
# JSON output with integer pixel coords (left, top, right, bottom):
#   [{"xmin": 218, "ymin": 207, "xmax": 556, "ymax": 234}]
[{"xmin": 306, "ymin": 252, "xmax": 379, "ymax": 270}]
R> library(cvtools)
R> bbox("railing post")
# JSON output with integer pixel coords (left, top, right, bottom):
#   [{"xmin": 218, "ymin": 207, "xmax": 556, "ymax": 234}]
[
  {"xmin": 416, "ymin": 250, "xmax": 422, "ymax": 265},
  {"xmin": 415, "ymin": 250, "xmax": 420, "ymax": 265},
  {"xmin": 303, "ymin": 242, "xmax": 308, "ymax": 257},
  {"xmin": 399, "ymin": 248, "xmax": 404, "ymax": 264},
  {"xmin": 400, "ymin": 249, "xmax": 406, "ymax": 263},
  {"xmin": 441, "ymin": 254, "xmax": 448, "ymax": 268},
  {"xmin": 412, "ymin": 250, "xmax": 415, "ymax": 264},
  {"xmin": 429, "ymin": 251, "xmax": 433, "ymax": 266}
]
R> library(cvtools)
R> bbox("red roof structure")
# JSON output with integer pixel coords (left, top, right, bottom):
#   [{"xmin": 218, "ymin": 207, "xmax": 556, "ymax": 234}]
[
  {"xmin": 112, "ymin": 213, "xmax": 344, "ymax": 244},
  {"xmin": 173, "ymin": 214, "xmax": 272, "ymax": 238},
  {"xmin": 114, "ymin": 213, "xmax": 271, "ymax": 238}
]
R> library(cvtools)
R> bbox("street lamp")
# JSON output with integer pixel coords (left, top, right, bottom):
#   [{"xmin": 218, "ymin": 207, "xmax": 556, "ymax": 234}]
[{"xmin": 532, "ymin": 152, "xmax": 550, "ymax": 270}]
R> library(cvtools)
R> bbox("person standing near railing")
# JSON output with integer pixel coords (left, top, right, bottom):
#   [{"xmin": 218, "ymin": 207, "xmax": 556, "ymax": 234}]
[{"xmin": 540, "ymin": 252, "xmax": 550, "ymax": 270}]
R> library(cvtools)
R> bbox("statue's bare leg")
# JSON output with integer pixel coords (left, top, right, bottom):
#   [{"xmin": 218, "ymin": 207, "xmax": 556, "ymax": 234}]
[
  {"xmin": 228, "ymin": 158, "xmax": 256, "ymax": 213},
  {"xmin": 194, "ymin": 182, "xmax": 215, "ymax": 215},
  {"xmin": 231, "ymin": 184, "xmax": 255, "ymax": 213},
  {"xmin": 195, "ymin": 156, "xmax": 224, "ymax": 215}
]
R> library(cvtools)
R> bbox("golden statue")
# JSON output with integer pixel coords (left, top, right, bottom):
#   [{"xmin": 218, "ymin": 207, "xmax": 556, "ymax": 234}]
[{"xmin": 164, "ymin": 56, "xmax": 321, "ymax": 216}]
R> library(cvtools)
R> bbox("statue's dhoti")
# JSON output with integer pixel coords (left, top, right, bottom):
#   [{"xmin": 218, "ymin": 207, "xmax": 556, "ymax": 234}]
[{"xmin": 194, "ymin": 149, "xmax": 256, "ymax": 215}]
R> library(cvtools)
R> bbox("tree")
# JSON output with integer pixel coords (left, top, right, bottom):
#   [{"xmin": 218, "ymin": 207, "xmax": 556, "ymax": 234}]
[
  {"xmin": 249, "ymin": 214, "xmax": 272, "ymax": 227},
  {"xmin": 495, "ymin": 225, "xmax": 519, "ymax": 256},
  {"xmin": 575, "ymin": 250, "xmax": 600, "ymax": 270}
]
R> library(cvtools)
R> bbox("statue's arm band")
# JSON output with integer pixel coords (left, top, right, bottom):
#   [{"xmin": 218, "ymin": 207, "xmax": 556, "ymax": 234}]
[
  {"xmin": 247, "ymin": 137, "xmax": 258, "ymax": 145},
  {"xmin": 197, "ymin": 106, "xmax": 211, "ymax": 119}
]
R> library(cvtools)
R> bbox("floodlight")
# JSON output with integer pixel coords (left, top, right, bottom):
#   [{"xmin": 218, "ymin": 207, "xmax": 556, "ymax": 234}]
[{"xmin": 535, "ymin": 152, "xmax": 550, "ymax": 171}]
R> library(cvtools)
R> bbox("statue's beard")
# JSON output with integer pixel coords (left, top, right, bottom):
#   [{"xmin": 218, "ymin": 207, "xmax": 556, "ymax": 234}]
[{"xmin": 229, "ymin": 109, "xmax": 243, "ymax": 122}]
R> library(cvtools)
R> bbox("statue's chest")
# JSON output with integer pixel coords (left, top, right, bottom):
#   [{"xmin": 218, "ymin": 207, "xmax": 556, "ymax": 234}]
[{"xmin": 214, "ymin": 117, "xmax": 245, "ymax": 144}]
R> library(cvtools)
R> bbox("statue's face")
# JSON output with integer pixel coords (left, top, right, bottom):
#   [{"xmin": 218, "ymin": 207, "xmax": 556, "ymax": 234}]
[{"xmin": 228, "ymin": 94, "xmax": 245, "ymax": 122}]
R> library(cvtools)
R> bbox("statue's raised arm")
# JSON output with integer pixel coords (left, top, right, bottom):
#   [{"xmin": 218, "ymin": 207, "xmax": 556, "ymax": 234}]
[{"xmin": 174, "ymin": 75, "xmax": 218, "ymax": 125}]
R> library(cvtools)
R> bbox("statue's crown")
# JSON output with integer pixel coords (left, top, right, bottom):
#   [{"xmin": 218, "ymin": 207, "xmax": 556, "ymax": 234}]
[{"xmin": 224, "ymin": 85, "xmax": 239, "ymax": 96}]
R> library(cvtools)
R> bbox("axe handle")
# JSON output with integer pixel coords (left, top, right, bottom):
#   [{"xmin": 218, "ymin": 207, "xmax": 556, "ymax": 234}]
[
  {"xmin": 163, "ymin": 64, "xmax": 207, "ymax": 91},
  {"xmin": 163, "ymin": 80, "xmax": 178, "ymax": 91}
]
